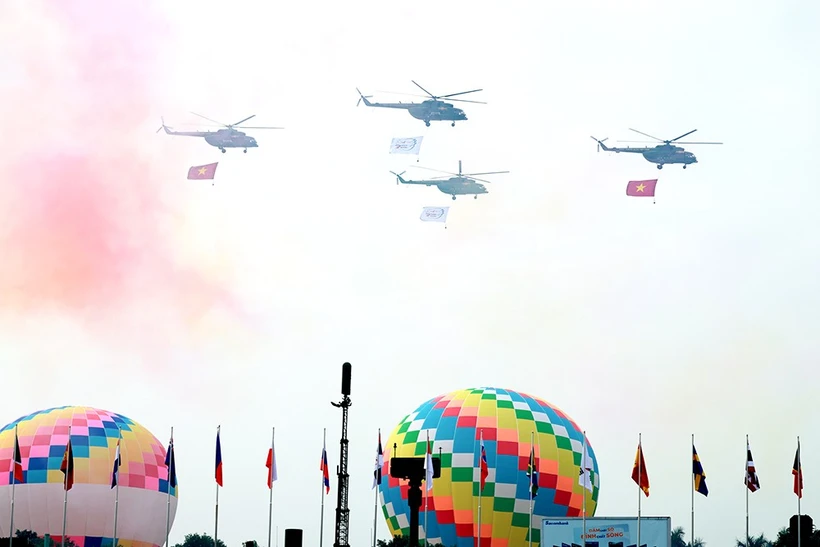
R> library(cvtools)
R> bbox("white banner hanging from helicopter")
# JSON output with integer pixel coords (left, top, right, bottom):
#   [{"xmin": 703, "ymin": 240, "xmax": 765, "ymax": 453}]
[{"xmin": 389, "ymin": 137, "xmax": 424, "ymax": 155}]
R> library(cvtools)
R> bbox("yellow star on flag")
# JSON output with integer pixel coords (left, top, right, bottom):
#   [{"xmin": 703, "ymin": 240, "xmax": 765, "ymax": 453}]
[
  {"xmin": 198, "ymin": 167, "xmax": 207, "ymax": 175},
  {"xmin": 636, "ymin": 183, "xmax": 646, "ymax": 192}
]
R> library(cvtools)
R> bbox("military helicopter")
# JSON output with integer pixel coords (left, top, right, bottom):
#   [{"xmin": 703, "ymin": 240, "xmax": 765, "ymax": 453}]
[
  {"xmin": 356, "ymin": 81, "xmax": 485, "ymax": 127},
  {"xmin": 590, "ymin": 128, "xmax": 722, "ymax": 169},
  {"xmin": 157, "ymin": 112, "xmax": 283, "ymax": 153},
  {"xmin": 390, "ymin": 160, "xmax": 508, "ymax": 200}
]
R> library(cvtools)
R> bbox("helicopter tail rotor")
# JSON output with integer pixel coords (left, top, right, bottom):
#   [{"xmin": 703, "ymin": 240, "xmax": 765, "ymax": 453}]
[
  {"xmin": 389, "ymin": 170, "xmax": 406, "ymax": 184},
  {"xmin": 590, "ymin": 136, "xmax": 608, "ymax": 152},
  {"xmin": 356, "ymin": 88, "xmax": 373, "ymax": 107}
]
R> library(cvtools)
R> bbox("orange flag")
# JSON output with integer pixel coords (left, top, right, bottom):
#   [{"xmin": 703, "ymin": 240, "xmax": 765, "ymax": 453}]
[{"xmin": 631, "ymin": 442, "xmax": 649, "ymax": 497}]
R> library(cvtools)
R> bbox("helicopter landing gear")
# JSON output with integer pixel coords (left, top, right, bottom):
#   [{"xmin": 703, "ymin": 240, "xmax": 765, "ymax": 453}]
[
  {"xmin": 656, "ymin": 164, "xmax": 663, "ymax": 170},
  {"xmin": 474, "ymin": 195, "xmax": 477, "ymax": 199},
  {"xmin": 682, "ymin": 165, "xmax": 687, "ymax": 169},
  {"xmin": 451, "ymin": 122, "xmax": 456, "ymax": 127},
  {"xmin": 451, "ymin": 195, "xmax": 456, "ymax": 200},
  {"xmin": 243, "ymin": 149, "xmax": 247, "ymax": 153},
  {"xmin": 220, "ymin": 148, "xmax": 226, "ymax": 154},
  {"xmin": 425, "ymin": 120, "xmax": 431, "ymax": 127}
]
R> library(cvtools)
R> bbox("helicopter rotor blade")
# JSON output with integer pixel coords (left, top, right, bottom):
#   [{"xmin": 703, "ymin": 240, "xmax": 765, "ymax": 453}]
[
  {"xmin": 414, "ymin": 166, "xmax": 461, "ymax": 177},
  {"xmin": 233, "ymin": 126, "xmax": 285, "ymax": 130},
  {"xmin": 440, "ymin": 88, "xmax": 483, "ymax": 99},
  {"xmin": 669, "ymin": 129, "xmax": 697, "ymax": 142},
  {"xmin": 444, "ymin": 97, "xmax": 487, "ymax": 104},
  {"xmin": 628, "ymin": 128, "xmax": 664, "ymax": 142},
  {"xmin": 671, "ymin": 141, "xmax": 722, "ymax": 145},
  {"xmin": 230, "ymin": 114, "xmax": 257, "ymax": 127},
  {"xmin": 410, "ymin": 80, "xmax": 436, "ymax": 99},
  {"xmin": 191, "ymin": 112, "xmax": 228, "ymax": 127},
  {"xmin": 464, "ymin": 171, "xmax": 510, "ymax": 176}
]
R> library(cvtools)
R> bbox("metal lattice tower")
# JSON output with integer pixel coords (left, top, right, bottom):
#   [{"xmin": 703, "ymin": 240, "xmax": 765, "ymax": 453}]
[{"xmin": 332, "ymin": 363, "xmax": 352, "ymax": 547}]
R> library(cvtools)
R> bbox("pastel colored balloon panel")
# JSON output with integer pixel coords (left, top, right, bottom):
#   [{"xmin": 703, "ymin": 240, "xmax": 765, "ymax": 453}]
[
  {"xmin": 0, "ymin": 406, "xmax": 177, "ymax": 547},
  {"xmin": 379, "ymin": 388, "xmax": 599, "ymax": 547}
]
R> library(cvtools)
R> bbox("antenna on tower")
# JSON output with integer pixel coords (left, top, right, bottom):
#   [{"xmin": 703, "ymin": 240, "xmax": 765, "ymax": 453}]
[{"xmin": 332, "ymin": 363, "xmax": 353, "ymax": 547}]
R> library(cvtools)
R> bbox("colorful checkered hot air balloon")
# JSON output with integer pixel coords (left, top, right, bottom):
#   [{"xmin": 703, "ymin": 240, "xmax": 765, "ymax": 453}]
[
  {"xmin": 378, "ymin": 388, "xmax": 599, "ymax": 547},
  {"xmin": 0, "ymin": 406, "xmax": 177, "ymax": 547}
]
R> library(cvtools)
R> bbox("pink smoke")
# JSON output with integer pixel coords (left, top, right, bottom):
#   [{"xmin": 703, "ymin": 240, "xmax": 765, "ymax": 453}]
[{"xmin": 0, "ymin": 2, "xmax": 244, "ymax": 338}]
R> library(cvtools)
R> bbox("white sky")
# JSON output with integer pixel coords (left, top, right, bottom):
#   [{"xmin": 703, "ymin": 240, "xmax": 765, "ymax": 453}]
[{"xmin": 1, "ymin": 1, "xmax": 819, "ymax": 547}]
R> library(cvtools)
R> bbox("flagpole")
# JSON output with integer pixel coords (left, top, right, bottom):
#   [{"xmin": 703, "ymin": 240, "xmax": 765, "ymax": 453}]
[
  {"xmin": 424, "ymin": 431, "xmax": 429, "ymax": 547},
  {"xmin": 477, "ymin": 429, "xmax": 483, "ymax": 547},
  {"xmin": 165, "ymin": 427, "xmax": 173, "ymax": 547},
  {"xmin": 797, "ymin": 436, "xmax": 801, "ymax": 547},
  {"xmin": 62, "ymin": 425, "xmax": 72, "ymax": 547},
  {"xmin": 321, "ymin": 428, "xmax": 327, "ymax": 547},
  {"xmin": 691, "ymin": 434, "xmax": 695, "ymax": 547},
  {"xmin": 113, "ymin": 427, "xmax": 122, "ymax": 547},
  {"xmin": 372, "ymin": 485, "xmax": 378, "ymax": 547},
  {"xmin": 529, "ymin": 430, "xmax": 534, "ymax": 547},
  {"xmin": 637, "ymin": 433, "xmax": 641, "ymax": 547},
  {"xmin": 582, "ymin": 431, "xmax": 587, "ymax": 547},
  {"xmin": 268, "ymin": 427, "xmax": 275, "ymax": 547},
  {"xmin": 745, "ymin": 435, "xmax": 749, "ymax": 547},
  {"xmin": 373, "ymin": 430, "xmax": 383, "ymax": 547},
  {"xmin": 9, "ymin": 425, "xmax": 18, "ymax": 547},
  {"xmin": 215, "ymin": 425, "xmax": 220, "ymax": 547}
]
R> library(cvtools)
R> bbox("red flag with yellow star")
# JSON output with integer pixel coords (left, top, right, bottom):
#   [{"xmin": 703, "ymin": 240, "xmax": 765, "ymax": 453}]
[
  {"xmin": 187, "ymin": 162, "xmax": 218, "ymax": 180},
  {"xmin": 626, "ymin": 179, "xmax": 657, "ymax": 197}
]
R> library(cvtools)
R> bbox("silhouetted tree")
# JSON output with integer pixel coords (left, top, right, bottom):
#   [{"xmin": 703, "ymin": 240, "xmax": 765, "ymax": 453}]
[
  {"xmin": 172, "ymin": 533, "xmax": 227, "ymax": 547},
  {"xmin": 669, "ymin": 526, "xmax": 704, "ymax": 547},
  {"xmin": 736, "ymin": 534, "xmax": 772, "ymax": 547},
  {"xmin": 377, "ymin": 535, "xmax": 449, "ymax": 547}
]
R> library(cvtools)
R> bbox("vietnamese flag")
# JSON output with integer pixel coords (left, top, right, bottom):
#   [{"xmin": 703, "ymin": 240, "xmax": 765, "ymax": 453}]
[
  {"xmin": 631, "ymin": 441, "xmax": 649, "ymax": 497},
  {"xmin": 215, "ymin": 426, "xmax": 223, "ymax": 487},
  {"xmin": 187, "ymin": 162, "xmax": 218, "ymax": 180},
  {"xmin": 626, "ymin": 179, "xmax": 657, "ymax": 197}
]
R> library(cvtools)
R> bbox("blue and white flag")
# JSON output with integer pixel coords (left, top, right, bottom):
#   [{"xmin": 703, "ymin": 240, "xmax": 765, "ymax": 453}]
[
  {"xmin": 390, "ymin": 136, "xmax": 423, "ymax": 155},
  {"xmin": 420, "ymin": 206, "xmax": 449, "ymax": 223}
]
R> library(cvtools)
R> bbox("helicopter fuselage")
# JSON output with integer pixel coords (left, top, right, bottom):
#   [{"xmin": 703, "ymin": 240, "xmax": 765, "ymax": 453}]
[
  {"xmin": 640, "ymin": 145, "xmax": 697, "ymax": 166},
  {"xmin": 397, "ymin": 174, "xmax": 487, "ymax": 199},
  {"xmin": 408, "ymin": 101, "xmax": 468, "ymax": 124},
  {"xmin": 203, "ymin": 129, "xmax": 258, "ymax": 149}
]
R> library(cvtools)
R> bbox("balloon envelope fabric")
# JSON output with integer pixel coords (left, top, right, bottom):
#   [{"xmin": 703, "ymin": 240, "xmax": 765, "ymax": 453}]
[
  {"xmin": 0, "ymin": 406, "xmax": 177, "ymax": 547},
  {"xmin": 379, "ymin": 388, "xmax": 599, "ymax": 547}
]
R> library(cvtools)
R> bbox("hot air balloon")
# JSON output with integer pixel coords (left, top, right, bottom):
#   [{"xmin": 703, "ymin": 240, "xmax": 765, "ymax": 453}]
[
  {"xmin": 0, "ymin": 406, "xmax": 177, "ymax": 547},
  {"xmin": 378, "ymin": 388, "xmax": 599, "ymax": 547}
]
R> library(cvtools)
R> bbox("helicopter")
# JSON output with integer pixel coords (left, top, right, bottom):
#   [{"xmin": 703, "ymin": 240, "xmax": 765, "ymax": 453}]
[
  {"xmin": 590, "ymin": 128, "xmax": 722, "ymax": 169},
  {"xmin": 356, "ymin": 81, "xmax": 485, "ymax": 127},
  {"xmin": 390, "ymin": 160, "xmax": 508, "ymax": 200},
  {"xmin": 157, "ymin": 112, "xmax": 283, "ymax": 153}
]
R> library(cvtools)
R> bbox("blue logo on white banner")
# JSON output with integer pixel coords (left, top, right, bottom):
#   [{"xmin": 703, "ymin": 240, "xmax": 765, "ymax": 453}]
[
  {"xmin": 542, "ymin": 517, "xmax": 671, "ymax": 547},
  {"xmin": 420, "ymin": 206, "xmax": 449, "ymax": 222}
]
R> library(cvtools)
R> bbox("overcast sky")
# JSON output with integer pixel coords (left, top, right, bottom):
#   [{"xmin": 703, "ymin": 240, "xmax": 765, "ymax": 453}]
[{"xmin": 1, "ymin": 1, "xmax": 818, "ymax": 547}]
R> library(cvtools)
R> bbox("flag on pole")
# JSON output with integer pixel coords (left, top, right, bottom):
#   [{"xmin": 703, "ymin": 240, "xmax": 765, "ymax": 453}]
[
  {"xmin": 389, "ymin": 137, "xmax": 424, "ymax": 155},
  {"xmin": 266, "ymin": 445, "xmax": 278, "ymax": 488},
  {"xmin": 692, "ymin": 444, "xmax": 708, "ymax": 496},
  {"xmin": 745, "ymin": 441, "xmax": 760, "ymax": 492},
  {"xmin": 321, "ymin": 440, "xmax": 330, "ymax": 494},
  {"xmin": 424, "ymin": 432, "xmax": 434, "ymax": 491},
  {"xmin": 579, "ymin": 446, "xmax": 593, "ymax": 493},
  {"xmin": 164, "ymin": 438, "xmax": 177, "ymax": 489},
  {"xmin": 60, "ymin": 438, "xmax": 75, "ymax": 491},
  {"xmin": 187, "ymin": 162, "xmax": 218, "ymax": 180},
  {"xmin": 626, "ymin": 179, "xmax": 658, "ymax": 197},
  {"xmin": 12, "ymin": 428, "xmax": 24, "ymax": 484},
  {"xmin": 526, "ymin": 445, "xmax": 539, "ymax": 497},
  {"xmin": 111, "ymin": 438, "xmax": 121, "ymax": 489},
  {"xmin": 420, "ymin": 206, "xmax": 449, "ymax": 223},
  {"xmin": 215, "ymin": 428, "xmax": 223, "ymax": 487},
  {"xmin": 480, "ymin": 442, "xmax": 489, "ymax": 492},
  {"xmin": 793, "ymin": 442, "xmax": 803, "ymax": 498},
  {"xmin": 631, "ymin": 442, "xmax": 649, "ymax": 497},
  {"xmin": 373, "ymin": 430, "xmax": 384, "ymax": 489}
]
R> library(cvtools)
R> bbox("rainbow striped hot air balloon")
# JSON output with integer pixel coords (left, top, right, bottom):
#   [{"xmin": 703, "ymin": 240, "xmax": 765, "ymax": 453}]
[
  {"xmin": 0, "ymin": 406, "xmax": 177, "ymax": 547},
  {"xmin": 379, "ymin": 388, "xmax": 599, "ymax": 547}
]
